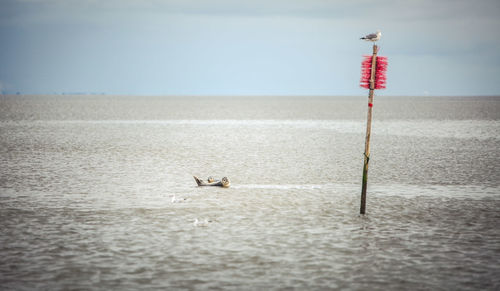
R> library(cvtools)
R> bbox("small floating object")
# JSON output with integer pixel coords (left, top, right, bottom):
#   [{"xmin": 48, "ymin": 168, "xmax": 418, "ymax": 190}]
[
  {"xmin": 193, "ymin": 218, "xmax": 210, "ymax": 227},
  {"xmin": 171, "ymin": 195, "xmax": 186, "ymax": 203},
  {"xmin": 193, "ymin": 176, "xmax": 230, "ymax": 188}
]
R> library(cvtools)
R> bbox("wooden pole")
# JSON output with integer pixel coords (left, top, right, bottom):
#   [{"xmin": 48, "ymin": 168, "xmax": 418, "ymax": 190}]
[{"xmin": 360, "ymin": 44, "xmax": 378, "ymax": 215}]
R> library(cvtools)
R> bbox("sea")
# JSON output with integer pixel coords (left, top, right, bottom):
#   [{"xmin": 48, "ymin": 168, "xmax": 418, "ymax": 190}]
[{"xmin": 1, "ymin": 95, "xmax": 499, "ymax": 290}]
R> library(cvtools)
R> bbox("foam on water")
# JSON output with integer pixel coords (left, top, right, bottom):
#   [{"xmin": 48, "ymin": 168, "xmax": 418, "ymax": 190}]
[
  {"xmin": 234, "ymin": 183, "xmax": 500, "ymax": 199},
  {"xmin": 4, "ymin": 118, "xmax": 499, "ymax": 140}
]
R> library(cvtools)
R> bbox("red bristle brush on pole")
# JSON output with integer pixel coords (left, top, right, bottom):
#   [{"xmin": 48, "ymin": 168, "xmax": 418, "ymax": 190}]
[
  {"xmin": 360, "ymin": 55, "xmax": 388, "ymax": 90},
  {"xmin": 359, "ymin": 43, "xmax": 388, "ymax": 215}
]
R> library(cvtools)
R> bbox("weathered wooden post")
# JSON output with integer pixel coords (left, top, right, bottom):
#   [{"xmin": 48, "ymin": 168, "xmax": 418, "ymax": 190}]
[{"xmin": 359, "ymin": 44, "xmax": 387, "ymax": 215}]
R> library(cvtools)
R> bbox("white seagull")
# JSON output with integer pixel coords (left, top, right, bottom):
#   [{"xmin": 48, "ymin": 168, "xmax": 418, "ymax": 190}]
[{"xmin": 360, "ymin": 30, "xmax": 381, "ymax": 42}]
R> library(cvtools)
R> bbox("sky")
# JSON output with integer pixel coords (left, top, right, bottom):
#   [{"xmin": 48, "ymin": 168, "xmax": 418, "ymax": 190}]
[{"xmin": 1, "ymin": 0, "xmax": 500, "ymax": 96}]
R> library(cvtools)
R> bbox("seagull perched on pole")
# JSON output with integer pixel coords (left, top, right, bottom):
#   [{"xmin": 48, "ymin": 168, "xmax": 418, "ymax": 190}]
[{"xmin": 360, "ymin": 30, "xmax": 381, "ymax": 42}]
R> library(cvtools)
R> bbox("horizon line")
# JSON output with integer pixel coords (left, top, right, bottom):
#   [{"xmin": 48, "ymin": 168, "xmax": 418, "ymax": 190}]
[{"xmin": 1, "ymin": 94, "xmax": 499, "ymax": 98}]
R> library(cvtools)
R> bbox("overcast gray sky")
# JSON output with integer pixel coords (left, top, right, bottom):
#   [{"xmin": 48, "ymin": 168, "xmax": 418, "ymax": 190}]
[{"xmin": 1, "ymin": 0, "xmax": 499, "ymax": 96}]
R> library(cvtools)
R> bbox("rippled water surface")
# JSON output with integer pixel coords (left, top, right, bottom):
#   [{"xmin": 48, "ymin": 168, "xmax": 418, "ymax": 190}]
[{"xmin": 1, "ymin": 95, "xmax": 499, "ymax": 290}]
